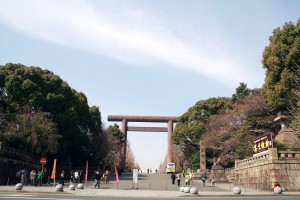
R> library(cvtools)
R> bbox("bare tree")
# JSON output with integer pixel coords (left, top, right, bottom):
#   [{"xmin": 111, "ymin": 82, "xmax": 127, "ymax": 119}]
[{"xmin": 5, "ymin": 107, "xmax": 61, "ymax": 155}]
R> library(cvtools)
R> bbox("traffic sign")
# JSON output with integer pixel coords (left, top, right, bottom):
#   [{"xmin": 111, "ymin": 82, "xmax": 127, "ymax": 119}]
[{"xmin": 40, "ymin": 158, "xmax": 47, "ymax": 165}]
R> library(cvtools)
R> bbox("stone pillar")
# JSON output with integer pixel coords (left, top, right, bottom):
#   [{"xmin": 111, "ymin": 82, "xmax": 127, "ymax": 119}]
[
  {"xmin": 274, "ymin": 114, "xmax": 300, "ymax": 149},
  {"xmin": 121, "ymin": 119, "xmax": 127, "ymax": 170},
  {"xmin": 268, "ymin": 148, "xmax": 278, "ymax": 160},
  {"xmin": 167, "ymin": 120, "xmax": 174, "ymax": 163},
  {"xmin": 200, "ymin": 141, "xmax": 206, "ymax": 172}
]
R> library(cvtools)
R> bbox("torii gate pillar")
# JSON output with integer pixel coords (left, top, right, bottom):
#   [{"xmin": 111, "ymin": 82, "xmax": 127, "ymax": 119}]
[
  {"xmin": 167, "ymin": 120, "xmax": 174, "ymax": 164},
  {"xmin": 121, "ymin": 118, "xmax": 128, "ymax": 169},
  {"xmin": 108, "ymin": 115, "xmax": 178, "ymax": 170}
]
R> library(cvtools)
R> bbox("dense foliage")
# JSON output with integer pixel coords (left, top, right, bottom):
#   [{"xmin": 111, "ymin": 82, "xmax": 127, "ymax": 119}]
[
  {"xmin": 262, "ymin": 19, "xmax": 300, "ymax": 111},
  {"xmin": 0, "ymin": 63, "xmax": 125, "ymax": 169},
  {"xmin": 173, "ymin": 83, "xmax": 278, "ymax": 169},
  {"xmin": 173, "ymin": 96, "xmax": 231, "ymax": 168}
]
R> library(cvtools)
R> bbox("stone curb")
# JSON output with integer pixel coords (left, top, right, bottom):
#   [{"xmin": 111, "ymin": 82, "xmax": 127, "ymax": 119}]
[{"xmin": 1, "ymin": 186, "xmax": 300, "ymax": 197}]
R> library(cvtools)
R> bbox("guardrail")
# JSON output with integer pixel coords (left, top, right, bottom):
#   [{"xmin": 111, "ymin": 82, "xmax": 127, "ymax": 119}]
[
  {"xmin": 236, "ymin": 153, "xmax": 269, "ymax": 168},
  {"xmin": 278, "ymin": 151, "xmax": 300, "ymax": 159}
]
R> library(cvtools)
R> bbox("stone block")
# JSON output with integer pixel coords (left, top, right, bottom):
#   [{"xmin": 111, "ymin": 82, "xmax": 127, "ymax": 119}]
[
  {"xmin": 190, "ymin": 187, "xmax": 198, "ymax": 194},
  {"xmin": 77, "ymin": 183, "xmax": 84, "ymax": 189},
  {"xmin": 184, "ymin": 187, "xmax": 190, "ymax": 193},
  {"xmin": 233, "ymin": 187, "xmax": 241, "ymax": 194},
  {"xmin": 55, "ymin": 184, "xmax": 63, "ymax": 192},
  {"xmin": 69, "ymin": 184, "xmax": 75, "ymax": 190},
  {"xmin": 179, "ymin": 187, "xmax": 184, "ymax": 192},
  {"xmin": 15, "ymin": 183, "xmax": 23, "ymax": 190}
]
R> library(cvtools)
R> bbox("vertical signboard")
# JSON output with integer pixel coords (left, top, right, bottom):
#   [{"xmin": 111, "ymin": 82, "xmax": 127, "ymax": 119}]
[
  {"xmin": 252, "ymin": 133, "xmax": 273, "ymax": 156},
  {"xmin": 200, "ymin": 141, "xmax": 206, "ymax": 171},
  {"xmin": 133, "ymin": 168, "xmax": 138, "ymax": 184}
]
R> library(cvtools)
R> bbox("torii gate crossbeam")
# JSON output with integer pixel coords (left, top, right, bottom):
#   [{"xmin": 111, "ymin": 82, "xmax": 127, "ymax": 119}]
[{"xmin": 107, "ymin": 115, "xmax": 178, "ymax": 170}]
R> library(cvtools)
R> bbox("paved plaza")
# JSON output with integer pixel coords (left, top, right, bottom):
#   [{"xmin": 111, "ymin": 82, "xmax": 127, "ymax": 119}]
[{"xmin": 0, "ymin": 173, "xmax": 300, "ymax": 197}]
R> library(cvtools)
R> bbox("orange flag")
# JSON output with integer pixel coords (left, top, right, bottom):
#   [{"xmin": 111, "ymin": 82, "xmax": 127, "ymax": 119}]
[{"xmin": 50, "ymin": 159, "xmax": 57, "ymax": 179}]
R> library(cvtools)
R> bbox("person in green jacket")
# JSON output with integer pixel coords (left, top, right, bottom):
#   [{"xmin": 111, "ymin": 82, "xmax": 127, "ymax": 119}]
[{"xmin": 34, "ymin": 169, "xmax": 43, "ymax": 186}]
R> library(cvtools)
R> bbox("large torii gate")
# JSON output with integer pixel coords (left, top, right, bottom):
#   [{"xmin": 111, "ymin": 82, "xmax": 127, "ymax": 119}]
[{"xmin": 107, "ymin": 115, "xmax": 178, "ymax": 169}]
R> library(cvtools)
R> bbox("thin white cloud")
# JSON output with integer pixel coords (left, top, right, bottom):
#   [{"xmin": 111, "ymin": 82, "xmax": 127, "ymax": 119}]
[{"xmin": 0, "ymin": 0, "xmax": 257, "ymax": 87}]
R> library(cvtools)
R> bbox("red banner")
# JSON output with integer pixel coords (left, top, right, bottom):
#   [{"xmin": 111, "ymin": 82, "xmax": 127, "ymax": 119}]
[
  {"xmin": 85, "ymin": 160, "xmax": 88, "ymax": 182},
  {"xmin": 114, "ymin": 165, "xmax": 119, "ymax": 183}
]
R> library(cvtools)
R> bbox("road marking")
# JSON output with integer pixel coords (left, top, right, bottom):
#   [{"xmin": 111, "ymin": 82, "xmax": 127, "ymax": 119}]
[
  {"xmin": 0, "ymin": 195, "xmax": 79, "ymax": 200},
  {"xmin": 0, "ymin": 193, "xmax": 36, "ymax": 196}
]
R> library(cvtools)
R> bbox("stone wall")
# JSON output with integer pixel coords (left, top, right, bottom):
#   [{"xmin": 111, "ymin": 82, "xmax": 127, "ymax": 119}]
[
  {"xmin": 235, "ymin": 148, "xmax": 300, "ymax": 191},
  {"xmin": 0, "ymin": 157, "xmax": 40, "ymax": 185},
  {"xmin": 225, "ymin": 168, "xmax": 235, "ymax": 183},
  {"xmin": 210, "ymin": 165, "xmax": 228, "ymax": 182},
  {"xmin": 0, "ymin": 146, "xmax": 40, "ymax": 185}
]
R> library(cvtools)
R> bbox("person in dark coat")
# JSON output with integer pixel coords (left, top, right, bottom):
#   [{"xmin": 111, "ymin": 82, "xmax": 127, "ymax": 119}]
[
  {"xmin": 59, "ymin": 170, "xmax": 65, "ymax": 186},
  {"xmin": 94, "ymin": 170, "xmax": 101, "ymax": 188},
  {"xmin": 201, "ymin": 172, "xmax": 207, "ymax": 187},
  {"xmin": 176, "ymin": 172, "xmax": 181, "ymax": 186},
  {"xmin": 171, "ymin": 172, "xmax": 176, "ymax": 185},
  {"xmin": 79, "ymin": 169, "xmax": 84, "ymax": 183},
  {"xmin": 15, "ymin": 169, "xmax": 22, "ymax": 184}
]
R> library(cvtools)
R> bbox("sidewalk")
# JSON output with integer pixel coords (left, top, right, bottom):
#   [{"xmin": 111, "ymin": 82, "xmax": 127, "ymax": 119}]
[
  {"xmin": 1, "ymin": 182, "xmax": 300, "ymax": 197},
  {"xmin": 0, "ymin": 185, "xmax": 183, "ymax": 197}
]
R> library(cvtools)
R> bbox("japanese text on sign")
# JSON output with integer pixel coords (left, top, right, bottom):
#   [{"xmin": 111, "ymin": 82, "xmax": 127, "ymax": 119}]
[{"xmin": 252, "ymin": 133, "xmax": 273, "ymax": 156}]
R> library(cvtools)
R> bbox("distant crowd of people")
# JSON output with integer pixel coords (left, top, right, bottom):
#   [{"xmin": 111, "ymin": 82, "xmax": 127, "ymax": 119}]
[
  {"xmin": 146, "ymin": 168, "xmax": 158, "ymax": 174},
  {"xmin": 170, "ymin": 170, "xmax": 202, "ymax": 187},
  {"xmin": 15, "ymin": 168, "xmax": 50, "ymax": 186},
  {"xmin": 16, "ymin": 167, "xmax": 284, "ymax": 191},
  {"xmin": 15, "ymin": 167, "xmax": 111, "ymax": 188},
  {"xmin": 58, "ymin": 169, "xmax": 84, "ymax": 186}
]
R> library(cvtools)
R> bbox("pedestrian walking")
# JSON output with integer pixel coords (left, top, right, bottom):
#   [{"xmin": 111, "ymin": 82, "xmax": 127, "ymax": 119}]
[
  {"xmin": 201, "ymin": 172, "xmax": 207, "ymax": 187},
  {"xmin": 105, "ymin": 170, "xmax": 110, "ymax": 184},
  {"xmin": 74, "ymin": 169, "xmax": 79, "ymax": 183},
  {"xmin": 176, "ymin": 172, "xmax": 181, "ymax": 186},
  {"xmin": 171, "ymin": 172, "xmax": 176, "ymax": 185},
  {"xmin": 94, "ymin": 170, "xmax": 101, "ymax": 188},
  {"xmin": 43, "ymin": 168, "xmax": 49, "ymax": 185},
  {"xmin": 79, "ymin": 169, "xmax": 84, "ymax": 183},
  {"xmin": 21, "ymin": 168, "xmax": 28, "ymax": 186},
  {"xmin": 30, "ymin": 169, "xmax": 36, "ymax": 186},
  {"xmin": 185, "ymin": 173, "xmax": 190, "ymax": 185},
  {"xmin": 15, "ymin": 169, "xmax": 22, "ymax": 184},
  {"xmin": 189, "ymin": 171, "xmax": 193, "ymax": 184},
  {"xmin": 34, "ymin": 169, "xmax": 43, "ymax": 186},
  {"xmin": 102, "ymin": 172, "xmax": 105, "ymax": 183},
  {"xmin": 59, "ymin": 170, "xmax": 65, "ymax": 186},
  {"xmin": 70, "ymin": 170, "xmax": 75, "ymax": 183}
]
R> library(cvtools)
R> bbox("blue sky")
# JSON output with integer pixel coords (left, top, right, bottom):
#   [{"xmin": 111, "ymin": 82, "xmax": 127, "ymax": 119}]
[{"xmin": 0, "ymin": 0, "xmax": 299, "ymax": 172}]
